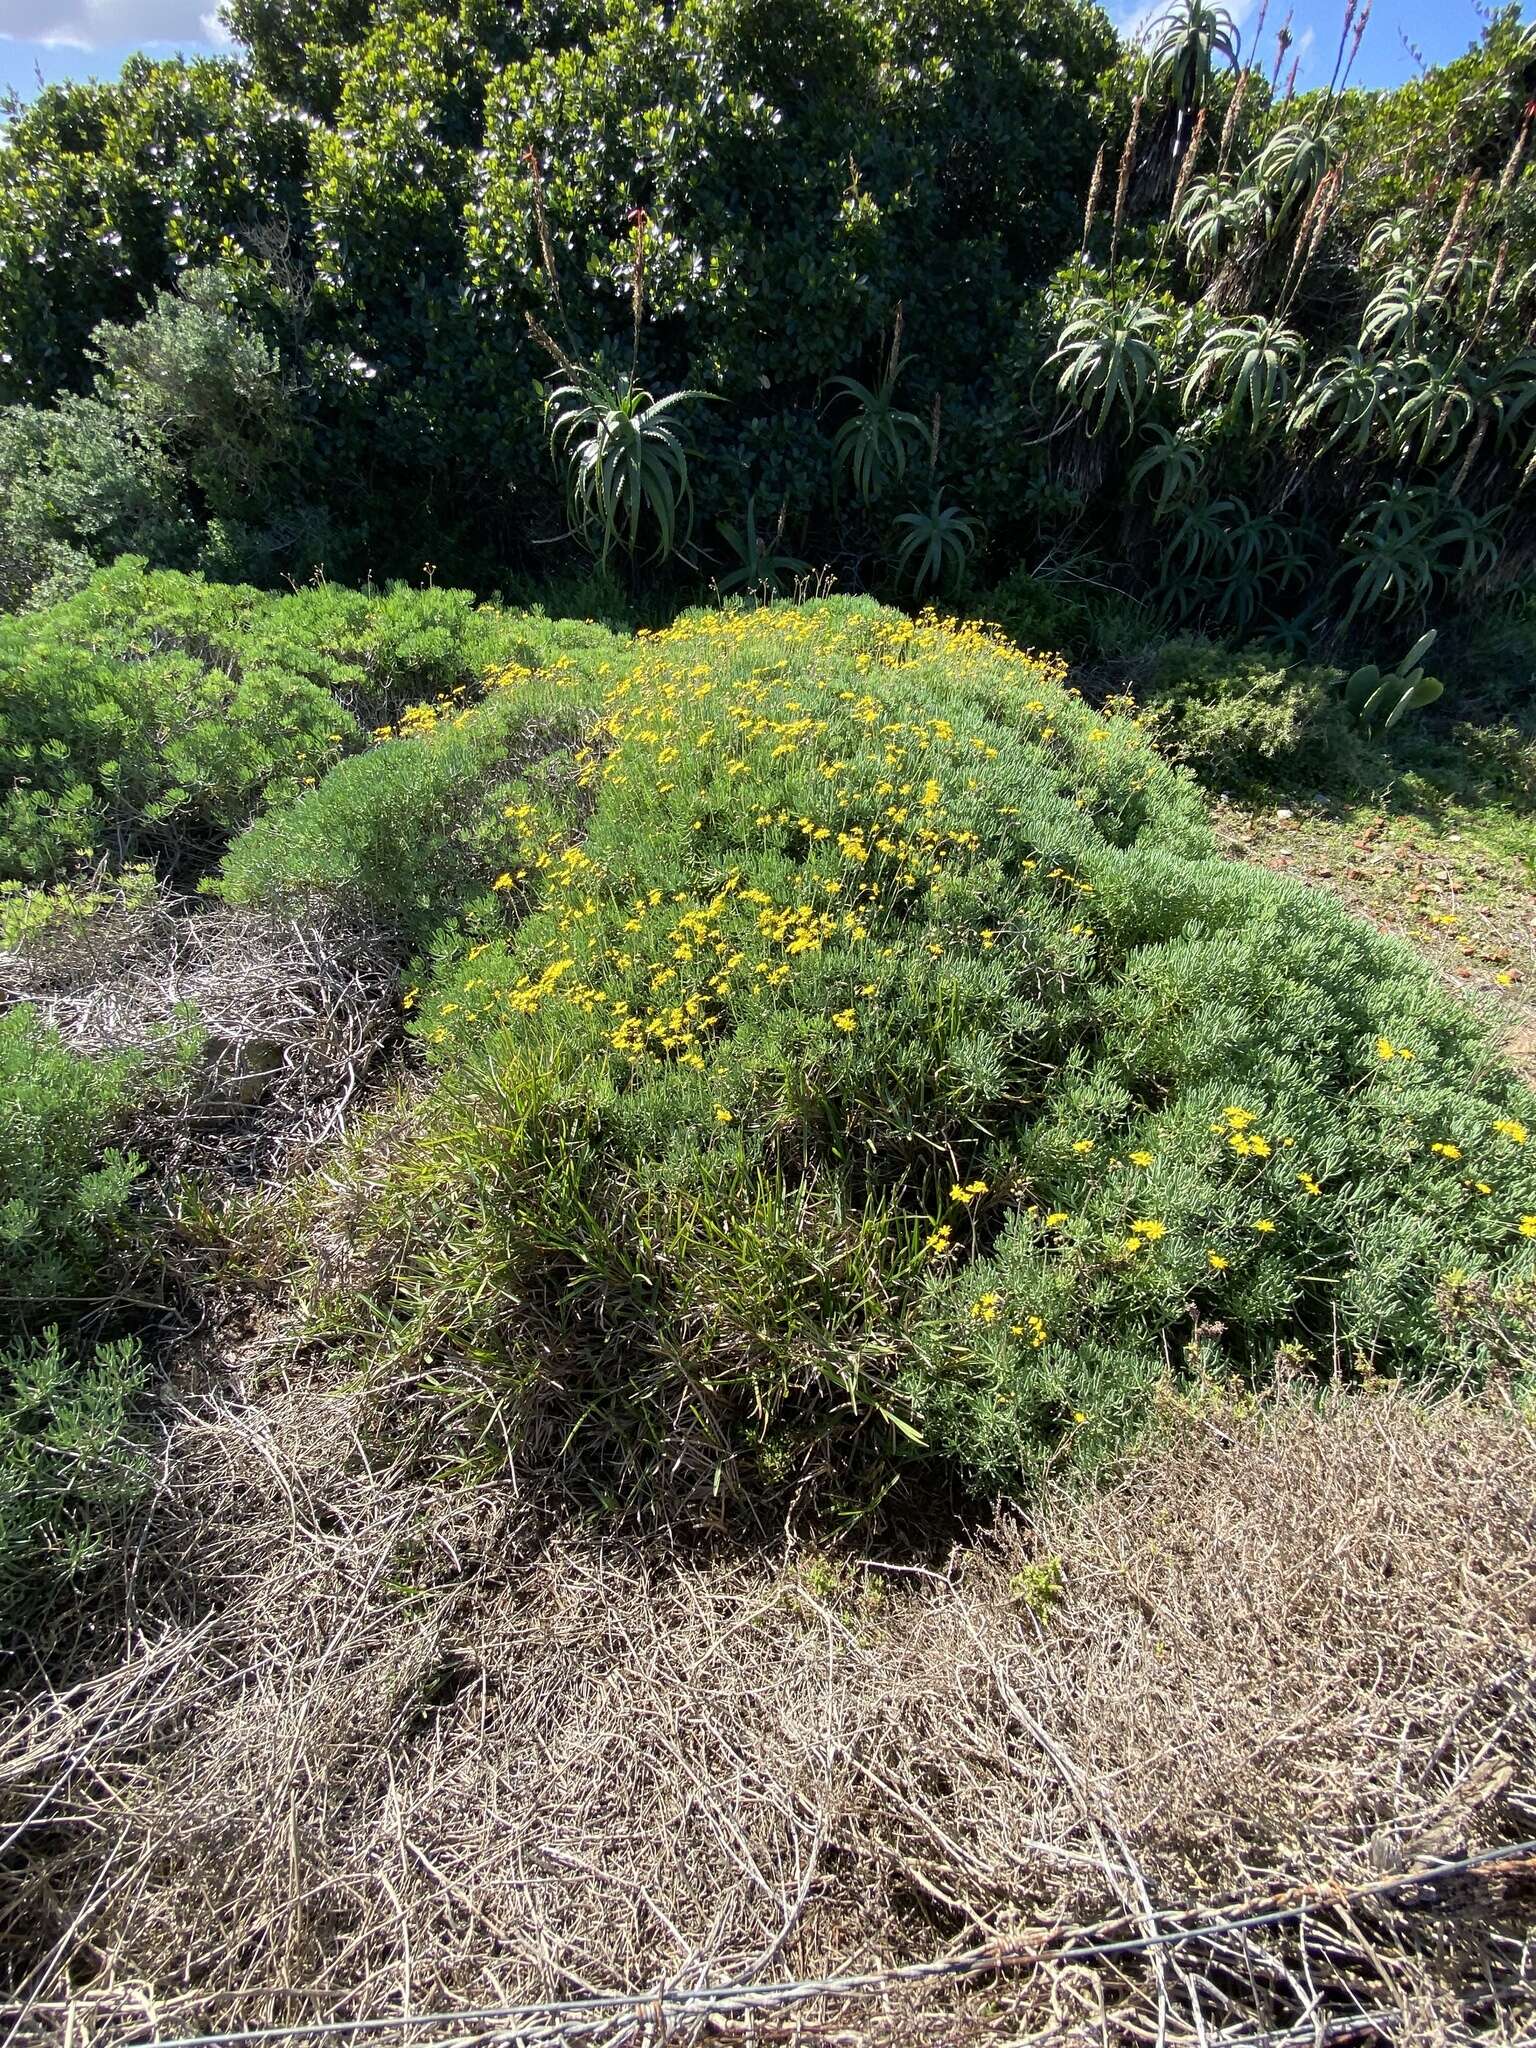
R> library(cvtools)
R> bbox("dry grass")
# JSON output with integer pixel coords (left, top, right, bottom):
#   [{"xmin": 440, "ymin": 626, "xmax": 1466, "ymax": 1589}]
[
  {"xmin": 2, "ymin": 1359, "xmax": 1534, "ymax": 2046},
  {"xmin": 0, "ymin": 884, "xmax": 399, "ymax": 1174}
]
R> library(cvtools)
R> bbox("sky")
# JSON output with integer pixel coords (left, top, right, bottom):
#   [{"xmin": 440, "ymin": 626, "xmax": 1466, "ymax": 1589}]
[{"xmin": 0, "ymin": 0, "xmax": 1517, "ymax": 100}]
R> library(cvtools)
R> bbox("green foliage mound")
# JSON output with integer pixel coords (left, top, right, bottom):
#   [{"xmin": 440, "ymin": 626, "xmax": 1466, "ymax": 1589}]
[
  {"xmin": 0, "ymin": 1006, "xmax": 168, "ymax": 1615},
  {"xmin": 0, "ymin": 559, "xmax": 610, "ymax": 884},
  {"xmin": 239, "ymin": 601, "xmax": 1536, "ymax": 1508},
  {"xmin": 0, "ymin": 1005, "xmax": 144, "ymax": 1311},
  {"xmin": 0, "ymin": 1325, "xmax": 147, "ymax": 1612},
  {"xmin": 1136, "ymin": 638, "xmax": 1372, "ymax": 788}
]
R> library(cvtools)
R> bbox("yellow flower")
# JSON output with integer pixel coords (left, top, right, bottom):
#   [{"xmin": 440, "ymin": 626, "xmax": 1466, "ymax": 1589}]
[
  {"xmin": 401, "ymin": 986, "xmax": 420, "ymax": 1012},
  {"xmin": 1376, "ymin": 1037, "xmax": 1396, "ymax": 1060},
  {"xmin": 1129, "ymin": 1218, "xmax": 1165, "ymax": 1241},
  {"xmin": 1297, "ymin": 1172, "xmax": 1322, "ymax": 1196},
  {"xmin": 970, "ymin": 1291, "xmax": 1003, "ymax": 1324},
  {"xmin": 924, "ymin": 1225, "xmax": 954, "ymax": 1257},
  {"xmin": 1071, "ymin": 1139, "xmax": 1095, "ymax": 1155},
  {"xmin": 1252, "ymin": 1218, "xmax": 1276, "ymax": 1233},
  {"xmin": 950, "ymin": 1179, "xmax": 988, "ymax": 1205},
  {"xmin": 491, "ymin": 873, "xmax": 515, "ymax": 891},
  {"xmin": 832, "ymin": 1007, "xmax": 858, "ymax": 1033},
  {"xmin": 1494, "ymin": 1118, "xmax": 1528, "ymax": 1145},
  {"xmin": 1129, "ymin": 1149, "xmax": 1154, "ymax": 1167},
  {"xmin": 1044, "ymin": 1211, "xmax": 1069, "ymax": 1228},
  {"xmin": 1072, "ymin": 1410, "xmax": 1088, "ymax": 1424},
  {"xmin": 1430, "ymin": 1141, "xmax": 1462, "ymax": 1160},
  {"xmin": 1521, "ymin": 1216, "xmax": 1536, "ymax": 1239},
  {"xmin": 1207, "ymin": 1252, "xmax": 1230, "ymax": 1271},
  {"xmin": 714, "ymin": 1105, "xmax": 734, "ymax": 1123}
]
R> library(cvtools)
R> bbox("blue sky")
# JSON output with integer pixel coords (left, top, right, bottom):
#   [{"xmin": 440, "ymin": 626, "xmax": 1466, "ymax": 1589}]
[{"xmin": 0, "ymin": 0, "xmax": 1515, "ymax": 100}]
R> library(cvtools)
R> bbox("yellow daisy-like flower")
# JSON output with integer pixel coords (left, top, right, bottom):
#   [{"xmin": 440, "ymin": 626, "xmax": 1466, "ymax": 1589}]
[
  {"xmin": 1252, "ymin": 1218, "xmax": 1276, "ymax": 1233},
  {"xmin": 1430, "ymin": 1141, "xmax": 1462, "ymax": 1160},
  {"xmin": 832, "ymin": 1008, "xmax": 857, "ymax": 1033},
  {"xmin": 923, "ymin": 1225, "xmax": 954, "ymax": 1257},
  {"xmin": 1494, "ymin": 1118, "xmax": 1528, "ymax": 1145},
  {"xmin": 1129, "ymin": 1149, "xmax": 1154, "ymax": 1167},
  {"xmin": 1521, "ymin": 1216, "xmax": 1536, "ymax": 1239},
  {"xmin": 950, "ymin": 1179, "xmax": 988, "ymax": 1205},
  {"xmin": 714, "ymin": 1105, "xmax": 734, "ymax": 1123},
  {"xmin": 1044, "ymin": 1211, "xmax": 1069, "ymax": 1228},
  {"xmin": 1129, "ymin": 1218, "xmax": 1165, "ymax": 1241},
  {"xmin": 1071, "ymin": 1139, "xmax": 1095, "ymax": 1155},
  {"xmin": 1207, "ymin": 1252, "xmax": 1230, "ymax": 1271},
  {"xmin": 970, "ymin": 1291, "xmax": 1003, "ymax": 1324},
  {"xmin": 491, "ymin": 873, "xmax": 515, "ymax": 891}
]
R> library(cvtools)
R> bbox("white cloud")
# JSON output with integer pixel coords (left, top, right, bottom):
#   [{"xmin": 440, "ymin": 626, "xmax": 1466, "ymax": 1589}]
[{"xmin": 0, "ymin": 0, "xmax": 226, "ymax": 49}]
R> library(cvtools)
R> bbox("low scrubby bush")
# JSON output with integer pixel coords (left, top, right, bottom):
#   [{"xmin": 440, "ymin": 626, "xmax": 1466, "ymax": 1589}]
[
  {"xmin": 1134, "ymin": 638, "xmax": 1374, "ymax": 790},
  {"xmin": 0, "ymin": 1005, "xmax": 145, "ymax": 1315},
  {"xmin": 282, "ymin": 600, "xmax": 1535, "ymax": 1511},
  {"xmin": 0, "ymin": 560, "xmax": 624, "ymax": 885},
  {"xmin": 0, "ymin": 561, "xmax": 358, "ymax": 881},
  {"xmin": 0, "ymin": 1007, "xmax": 170, "ymax": 1621},
  {"xmin": 0, "ymin": 1326, "xmax": 147, "ymax": 1615},
  {"xmin": 219, "ymin": 625, "xmax": 624, "ymax": 944}
]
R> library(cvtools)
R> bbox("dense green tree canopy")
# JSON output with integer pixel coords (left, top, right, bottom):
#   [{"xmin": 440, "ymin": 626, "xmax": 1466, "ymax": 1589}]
[{"xmin": 0, "ymin": 0, "xmax": 1116, "ymax": 588}]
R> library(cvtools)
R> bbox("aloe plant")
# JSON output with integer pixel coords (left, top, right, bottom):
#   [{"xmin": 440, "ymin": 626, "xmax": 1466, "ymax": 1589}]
[
  {"xmin": 1360, "ymin": 266, "xmax": 1440, "ymax": 354},
  {"xmin": 1251, "ymin": 119, "xmax": 1337, "ymax": 222},
  {"xmin": 892, "ymin": 491, "xmax": 977, "ymax": 593},
  {"xmin": 827, "ymin": 316, "xmax": 930, "ymax": 506},
  {"xmin": 1342, "ymin": 630, "xmax": 1443, "ymax": 733},
  {"xmin": 717, "ymin": 494, "xmax": 810, "ymax": 595},
  {"xmin": 1361, "ymin": 208, "xmax": 1420, "ymax": 267},
  {"xmin": 543, "ymin": 363, "xmax": 712, "ymax": 568},
  {"xmin": 1288, "ymin": 350, "xmax": 1400, "ymax": 455},
  {"xmin": 1175, "ymin": 175, "xmax": 1262, "ymax": 269},
  {"xmin": 1045, "ymin": 297, "xmax": 1165, "ymax": 440},
  {"xmin": 1390, "ymin": 360, "xmax": 1475, "ymax": 467},
  {"xmin": 1182, "ymin": 317, "xmax": 1305, "ymax": 426},
  {"xmin": 1128, "ymin": 424, "xmax": 1205, "ymax": 518},
  {"xmin": 1146, "ymin": 0, "xmax": 1241, "ymax": 111}
]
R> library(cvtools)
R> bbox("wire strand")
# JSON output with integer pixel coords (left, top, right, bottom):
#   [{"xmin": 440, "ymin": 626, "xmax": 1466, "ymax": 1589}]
[{"xmin": 129, "ymin": 1838, "xmax": 1536, "ymax": 2048}]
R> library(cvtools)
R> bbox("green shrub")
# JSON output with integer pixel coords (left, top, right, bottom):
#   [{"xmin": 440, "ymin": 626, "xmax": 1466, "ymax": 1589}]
[
  {"xmin": 1137, "ymin": 638, "xmax": 1375, "ymax": 790},
  {"xmin": 0, "ymin": 1326, "xmax": 147, "ymax": 1624},
  {"xmin": 218, "ymin": 620, "xmax": 625, "ymax": 943},
  {"xmin": 304, "ymin": 600, "xmax": 1535, "ymax": 1511},
  {"xmin": 0, "ymin": 561, "xmax": 365, "ymax": 881},
  {"xmin": 0, "ymin": 560, "xmax": 607, "ymax": 886},
  {"xmin": 983, "ymin": 569, "xmax": 1093, "ymax": 657},
  {"xmin": 0, "ymin": 396, "xmax": 194, "ymax": 610},
  {"xmin": 0, "ymin": 2, "xmax": 1113, "ymax": 593},
  {"xmin": 0, "ymin": 1007, "xmax": 145, "ymax": 1317},
  {"xmin": 0, "ymin": 998, "xmax": 194, "ymax": 1627}
]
